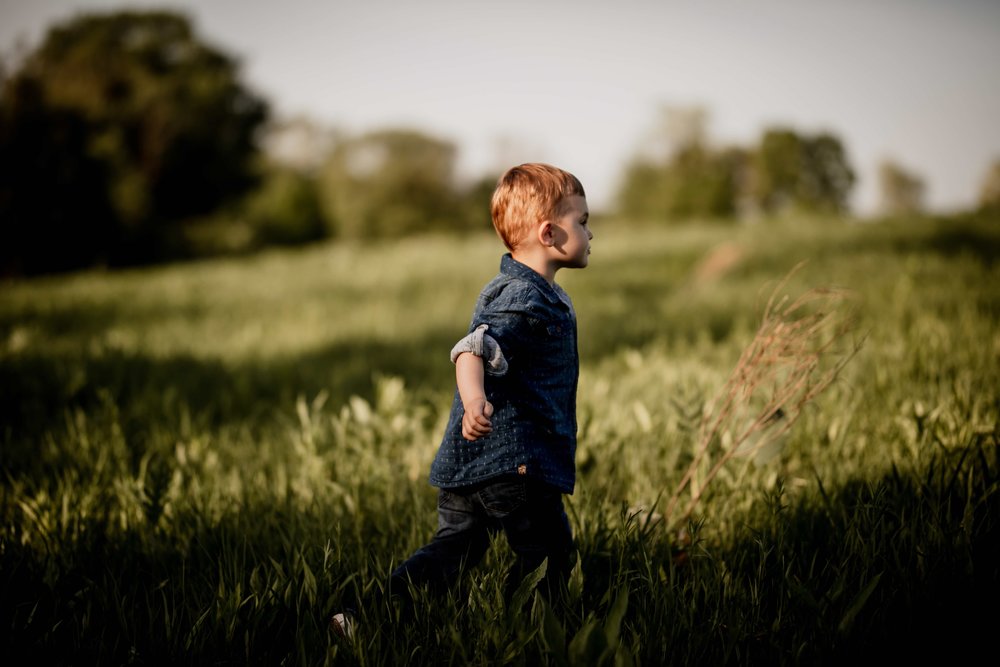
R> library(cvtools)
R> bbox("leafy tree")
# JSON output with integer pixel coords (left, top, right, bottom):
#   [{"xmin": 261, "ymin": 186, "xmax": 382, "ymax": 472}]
[
  {"xmin": 0, "ymin": 74, "xmax": 117, "ymax": 275},
  {"xmin": 798, "ymin": 133, "xmax": 855, "ymax": 213},
  {"xmin": 318, "ymin": 129, "xmax": 460, "ymax": 238},
  {"xmin": 877, "ymin": 159, "xmax": 925, "ymax": 217},
  {"xmin": 658, "ymin": 105, "xmax": 709, "ymax": 157},
  {"xmin": 752, "ymin": 129, "xmax": 801, "ymax": 212},
  {"xmin": 259, "ymin": 115, "xmax": 335, "ymax": 174},
  {"xmin": 0, "ymin": 10, "xmax": 267, "ymax": 274},
  {"xmin": 456, "ymin": 174, "xmax": 501, "ymax": 232},
  {"xmin": 664, "ymin": 145, "xmax": 748, "ymax": 219},
  {"xmin": 616, "ymin": 148, "xmax": 746, "ymax": 223},
  {"xmin": 242, "ymin": 163, "xmax": 326, "ymax": 245},
  {"xmin": 752, "ymin": 128, "xmax": 855, "ymax": 215},
  {"xmin": 615, "ymin": 107, "xmax": 747, "ymax": 222},
  {"xmin": 617, "ymin": 159, "xmax": 671, "ymax": 221},
  {"xmin": 977, "ymin": 159, "xmax": 1000, "ymax": 213},
  {"xmin": 616, "ymin": 119, "xmax": 855, "ymax": 223}
]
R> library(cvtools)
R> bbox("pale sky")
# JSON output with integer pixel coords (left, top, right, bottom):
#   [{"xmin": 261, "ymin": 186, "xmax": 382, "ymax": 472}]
[{"xmin": 2, "ymin": 0, "xmax": 999, "ymax": 215}]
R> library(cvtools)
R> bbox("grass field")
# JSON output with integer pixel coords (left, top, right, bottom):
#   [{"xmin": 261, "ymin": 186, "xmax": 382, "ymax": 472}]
[{"xmin": 2, "ymin": 213, "xmax": 998, "ymax": 665}]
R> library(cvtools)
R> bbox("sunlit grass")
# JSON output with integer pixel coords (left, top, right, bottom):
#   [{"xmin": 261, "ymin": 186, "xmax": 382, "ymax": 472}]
[{"xmin": 2, "ymin": 214, "xmax": 998, "ymax": 664}]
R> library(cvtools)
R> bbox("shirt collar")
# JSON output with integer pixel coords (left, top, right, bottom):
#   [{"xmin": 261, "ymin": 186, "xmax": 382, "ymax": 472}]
[{"xmin": 500, "ymin": 253, "xmax": 565, "ymax": 305}]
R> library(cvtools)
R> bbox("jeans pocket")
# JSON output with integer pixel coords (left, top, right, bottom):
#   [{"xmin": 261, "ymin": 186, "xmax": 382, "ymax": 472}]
[
  {"xmin": 478, "ymin": 479, "xmax": 527, "ymax": 518},
  {"xmin": 437, "ymin": 489, "xmax": 467, "ymax": 510}
]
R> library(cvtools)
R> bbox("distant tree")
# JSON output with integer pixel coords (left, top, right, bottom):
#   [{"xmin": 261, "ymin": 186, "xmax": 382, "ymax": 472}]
[
  {"xmin": 665, "ymin": 145, "xmax": 749, "ymax": 219},
  {"xmin": 615, "ymin": 107, "xmax": 747, "ymax": 222},
  {"xmin": 0, "ymin": 11, "xmax": 267, "ymax": 274},
  {"xmin": 752, "ymin": 129, "xmax": 801, "ymax": 213},
  {"xmin": 617, "ymin": 159, "xmax": 670, "ymax": 221},
  {"xmin": 260, "ymin": 116, "xmax": 337, "ymax": 174},
  {"xmin": 798, "ymin": 133, "xmax": 855, "ymax": 213},
  {"xmin": 242, "ymin": 163, "xmax": 326, "ymax": 245},
  {"xmin": 222, "ymin": 117, "xmax": 336, "ymax": 248},
  {"xmin": 977, "ymin": 159, "xmax": 1000, "ymax": 213},
  {"xmin": 318, "ymin": 129, "xmax": 460, "ymax": 238},
  {"xmin": 0, "ymin": 73, "xmax": 118, "ymax": 275},
  {"xmin": 877, "ymin": 159, "xmax": 925, "ymax": 217},
  {"xmin": 659, "ymin": 105, "xmax": 709, "ymax": 158},
  {"xmin": 752, "ymin": 128, "xmax": 855, "ymax": 215},
  {"xmin": 456, "ymin": 174, "xmax": 500, "ymax": 232}
]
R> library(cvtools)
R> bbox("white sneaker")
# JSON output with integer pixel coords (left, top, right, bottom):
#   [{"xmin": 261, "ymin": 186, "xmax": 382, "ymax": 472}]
[{"xmin": 329, "ymin": 612, "xmax": 355, "ymax": 639}]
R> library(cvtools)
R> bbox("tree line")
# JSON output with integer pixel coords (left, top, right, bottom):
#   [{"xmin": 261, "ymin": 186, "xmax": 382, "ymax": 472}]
[
  {"xmin": 0, "ymin": 11, "xmax": 267, "ymax": 275},
  {"xmin": 616, "ymin": 107, "xmax": 857, "ymax": 221},
  {"xmin": 2, "ymin": 11, "xmax": 998, "ymax": 276}
]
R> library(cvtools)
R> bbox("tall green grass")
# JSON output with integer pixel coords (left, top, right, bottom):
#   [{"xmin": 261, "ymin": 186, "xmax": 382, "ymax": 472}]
[{"xmin": 2, "ymin": 214, "xmax": 998, "ymax": 665}]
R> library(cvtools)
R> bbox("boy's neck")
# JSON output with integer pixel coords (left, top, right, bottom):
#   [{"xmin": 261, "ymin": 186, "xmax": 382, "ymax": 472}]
[{"xmin": 511, "ymin": 247, "xmax": 558, "ymax": 285}]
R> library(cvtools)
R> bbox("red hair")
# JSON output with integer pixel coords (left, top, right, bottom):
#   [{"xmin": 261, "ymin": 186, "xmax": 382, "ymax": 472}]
[{"xmin": 490, "ymin": 163, "xmax": 585, "ymax": 250}]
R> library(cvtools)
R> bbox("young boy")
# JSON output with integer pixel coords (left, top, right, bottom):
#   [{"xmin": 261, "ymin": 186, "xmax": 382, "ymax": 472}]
[{"xmin": 332, "ymin": 163, "xmax": 592, "ymax": 636}]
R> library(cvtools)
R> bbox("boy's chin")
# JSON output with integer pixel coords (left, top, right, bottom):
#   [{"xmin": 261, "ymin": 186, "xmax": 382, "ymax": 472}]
[{"xmin": 558, "ymin": 254, "xmax": 589, "ymax": 270}]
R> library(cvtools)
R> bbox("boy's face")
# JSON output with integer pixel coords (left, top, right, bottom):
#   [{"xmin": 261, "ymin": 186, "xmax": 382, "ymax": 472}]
[{"xmin": 550, "ymin": 195, "xmax": 592, "ymax": 269}]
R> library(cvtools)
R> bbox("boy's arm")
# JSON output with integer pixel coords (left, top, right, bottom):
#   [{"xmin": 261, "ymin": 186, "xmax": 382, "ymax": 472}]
[{"xmin": 455, "ymin": 352, "xmax": 494, "ymax": 441}]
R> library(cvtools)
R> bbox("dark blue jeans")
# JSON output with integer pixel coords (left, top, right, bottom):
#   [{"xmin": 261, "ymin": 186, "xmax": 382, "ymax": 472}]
[{"xmin": 389, "ymin": 476, "xmax": 574, "ymax": 605}]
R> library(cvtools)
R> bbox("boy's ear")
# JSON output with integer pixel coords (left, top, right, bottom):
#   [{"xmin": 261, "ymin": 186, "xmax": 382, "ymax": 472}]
[{"xmin": 537, "ymin": 220, "xmax": 555, "ymax": 247}]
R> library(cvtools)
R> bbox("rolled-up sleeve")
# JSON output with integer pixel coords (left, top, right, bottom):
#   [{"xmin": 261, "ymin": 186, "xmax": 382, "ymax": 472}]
[{"xmin": 449, "ymin": 324, "xmax": 508, "ymax": 376}]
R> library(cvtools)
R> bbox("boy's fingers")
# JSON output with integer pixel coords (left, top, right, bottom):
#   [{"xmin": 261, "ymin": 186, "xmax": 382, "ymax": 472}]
[{"xmin": 462, "ymin": 411, "xmax": 492, "ymax": 440}]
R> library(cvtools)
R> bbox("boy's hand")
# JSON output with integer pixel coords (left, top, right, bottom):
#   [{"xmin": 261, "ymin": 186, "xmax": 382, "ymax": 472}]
[{"xmin": 462, "ymin": 398, "xmax": 494, "ymax": 441}]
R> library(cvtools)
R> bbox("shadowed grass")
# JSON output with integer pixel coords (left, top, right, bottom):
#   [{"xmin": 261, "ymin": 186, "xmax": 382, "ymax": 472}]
[{"xmin": 2, "ymin": 212, "xmax": 998, "ymax": 664}]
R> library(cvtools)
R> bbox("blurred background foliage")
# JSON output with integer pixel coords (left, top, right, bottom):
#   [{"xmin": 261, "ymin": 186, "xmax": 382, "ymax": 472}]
[
  {"xmin": 1, "ymin": 9, "xmax": 998, "ymax": 277},
  {"xmin": 317, "ymin": 128, "xmax": 489, "ymax": 239},
  {"xmin": 616, "ymin": 107, "xmax": 856, "ymax": 222},
  {"xmin": 0, "ymin": 10, "xmax": 266, "ymax": 275}
]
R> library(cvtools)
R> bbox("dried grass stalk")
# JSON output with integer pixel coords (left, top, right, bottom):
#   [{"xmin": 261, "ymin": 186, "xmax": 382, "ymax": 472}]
[{"xmin": 665, "ymin": 262, "xmax": 863, "ymax": 531}]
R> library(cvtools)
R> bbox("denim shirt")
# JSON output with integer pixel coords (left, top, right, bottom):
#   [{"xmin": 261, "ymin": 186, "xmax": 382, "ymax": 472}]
[{"xmin": 429, "ymin": 254, "xmax": 579, "ymax": 494}]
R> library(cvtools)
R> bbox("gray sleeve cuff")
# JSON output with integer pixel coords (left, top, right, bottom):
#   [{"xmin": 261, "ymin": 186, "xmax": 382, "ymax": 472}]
[{"xmin": 449, "ymin": 323, "xmax": 508, "ymax": 376}]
